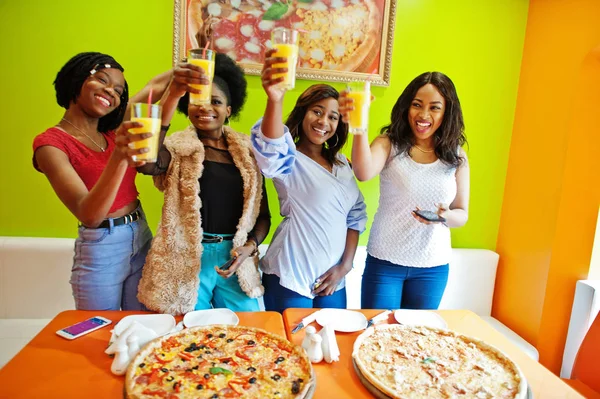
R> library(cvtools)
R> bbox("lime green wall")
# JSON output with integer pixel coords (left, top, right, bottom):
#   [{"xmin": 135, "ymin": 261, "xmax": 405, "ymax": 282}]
[{"xmin": 0, "ymin": 0, "xmax": 528, "ymax": 250}]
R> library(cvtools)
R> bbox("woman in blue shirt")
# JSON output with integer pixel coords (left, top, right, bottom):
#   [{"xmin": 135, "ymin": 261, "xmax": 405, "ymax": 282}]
[{"xmin": 251, "ymin": 49, "xmax": 368, "ymax": 313}]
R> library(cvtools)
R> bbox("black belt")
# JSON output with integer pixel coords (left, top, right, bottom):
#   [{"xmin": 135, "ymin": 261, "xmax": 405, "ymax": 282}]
[
  {"xmin": 202, "ymin": 234, "xmax": 234, "ymax": 243},
  {"xmin": 96, "ymin": 210, "xmax": 141, "ymax": 229}
]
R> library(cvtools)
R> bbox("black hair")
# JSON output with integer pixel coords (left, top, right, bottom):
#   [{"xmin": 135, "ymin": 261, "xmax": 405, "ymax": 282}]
[
  {"xmin": 177, "ymin": 52, "xmax": 248, "ymax": 119},
  {"xmin": 285, "ymin": 84, "xmax": 348, "ymax": 166},
  {"xmin": 53, "ymin": 52, "xmax": 129, "ymax": 133},
  {"xmin": 383, "ymin": 72, "xmax": 467, "ymax": 167}
]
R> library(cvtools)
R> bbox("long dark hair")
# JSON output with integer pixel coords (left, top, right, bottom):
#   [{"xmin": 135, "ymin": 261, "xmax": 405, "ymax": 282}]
[
  {"xmin": 285, "ymin": 84, "xmax": 348, "ymax": 166},
  {"xmin": 383, "ymin": 72, "xmax": 466, "ymax": 167},
  {"xmin": 54, "ymin": 52, "xmax": 129, "ymax": 133}
]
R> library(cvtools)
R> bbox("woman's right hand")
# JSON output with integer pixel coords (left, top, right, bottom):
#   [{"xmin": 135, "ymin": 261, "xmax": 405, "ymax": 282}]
[
  {"xmin": 261, "ymin": 49, "xmax": 287, "ymax": 103},
  {"xmin": 113, "ymin": 121, "xmax": 152, "ymax": 167},
  {"xmin": 169, "ymin": 62, "xmax": 210, "ymax": 99}
]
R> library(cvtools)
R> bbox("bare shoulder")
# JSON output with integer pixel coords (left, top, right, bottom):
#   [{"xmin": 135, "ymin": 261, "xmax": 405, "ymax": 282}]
[{"xmin": 35, "ymin": 145, "xmax": 71, "ymax": 173}]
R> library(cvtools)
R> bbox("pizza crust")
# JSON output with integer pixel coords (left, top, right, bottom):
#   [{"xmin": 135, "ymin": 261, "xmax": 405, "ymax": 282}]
[
  {"xmin": 352, "ymin": 324, "xmax": 527, "ymax": 399},
  {"xmin": 125, "ymin": 325, "xmax": 315, "ymax": 399}
]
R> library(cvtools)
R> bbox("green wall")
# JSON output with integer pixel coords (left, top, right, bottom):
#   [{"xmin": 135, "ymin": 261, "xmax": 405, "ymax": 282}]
[{"xmin": 0, "ymin": 0, "xmax": 528, "ymax": 250}]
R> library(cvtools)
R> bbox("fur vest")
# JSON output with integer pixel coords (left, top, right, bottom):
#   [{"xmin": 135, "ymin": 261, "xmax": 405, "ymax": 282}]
[{"xmin": 137, "ymin": 126, "xmax": 264, "ymax": 315}]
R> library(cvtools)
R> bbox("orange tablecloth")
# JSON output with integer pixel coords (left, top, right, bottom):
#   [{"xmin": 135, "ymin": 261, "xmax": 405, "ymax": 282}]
[
  {"xmin": 283, "ymin": 308, "xmax": 585, "ymax": 399},
  {"xmin": 0, "ymin": 310, "xmax": 286, "ymax": 398}
]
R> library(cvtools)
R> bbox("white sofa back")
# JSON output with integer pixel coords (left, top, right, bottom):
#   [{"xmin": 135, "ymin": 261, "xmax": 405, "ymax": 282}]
[
  {"xmin": 1, "ymin": 237, "xmax": 498, "ymax": 319},
  {"xmin": 0, "ymin": 237, "xmax": 74, "ymax": 318},
  {"xmin": 345, "ymin": 247, "xmax": 499, "ymax": 315}
]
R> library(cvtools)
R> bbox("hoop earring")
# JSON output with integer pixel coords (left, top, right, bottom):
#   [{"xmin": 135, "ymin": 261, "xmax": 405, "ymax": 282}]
[
  {"xmin": 328, "ymin": 134, "xmax": 339, "ymax": 148},
  {"xmin": 224, "ymin": 116, "xmax": 230, "ymax": 126},
  {"xmin": 290, "ymin": 125, "xmax": 300, "ymax": 143}
]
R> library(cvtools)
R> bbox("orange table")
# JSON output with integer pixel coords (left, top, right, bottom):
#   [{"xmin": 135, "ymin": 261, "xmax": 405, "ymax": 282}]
[
  {"xmin": 283, "ymin": 308, "xmax": 586, "ymax": 399},
  {"xmin": 0, "ymin": 310, "xmax": 286, "ymax": 399}
]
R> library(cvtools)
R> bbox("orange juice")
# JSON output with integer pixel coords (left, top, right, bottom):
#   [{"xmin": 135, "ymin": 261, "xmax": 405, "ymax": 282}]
[
  {"xmin": 347, "ymin": 91, "xmax": 369, "ymax": 134},
  {"xmin": 272, "ymin": 43, "xmax": 298, "ymax": 90},
  {"xmin": 189, "ymin": 58, "xmax": 215, "ymax": 105},
  {"xmin": 129, "ymin": 117, "xmax": 161, "ymax": 161}
]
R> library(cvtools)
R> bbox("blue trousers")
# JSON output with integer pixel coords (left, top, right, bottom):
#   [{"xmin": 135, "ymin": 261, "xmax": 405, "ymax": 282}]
[
  {"xmin": 262, "ymin": 273, "xmax": 347, "ymax": 313},
  {"xmin": 361, "ymin": 254, "xmax": 449, "ymax": 310},
  {"xmin": 196, "ymin": 238, "xmax": 260, "ymax": 311},
  {"xmin": 70, "ymin": 205, "xmax": 152, "ymax": 310}
]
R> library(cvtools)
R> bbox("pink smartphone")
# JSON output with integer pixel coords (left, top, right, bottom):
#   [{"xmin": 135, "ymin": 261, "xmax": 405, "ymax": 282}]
[{"xmin": 55, "ymin": 316, "xmax": 112, "ymax": 340}]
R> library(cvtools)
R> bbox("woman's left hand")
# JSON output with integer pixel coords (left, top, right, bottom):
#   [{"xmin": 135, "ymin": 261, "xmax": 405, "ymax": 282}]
[
  {"xmin": 411, "ymin": 204, "xmax": 448, "ymax": 225},
  {"xmin": 313, "ymin": 263, "xmax": 352, "ymax": 296},
  {"xmin": 215, "ymin": 242, "xmax": 256, "ymax": 279}
]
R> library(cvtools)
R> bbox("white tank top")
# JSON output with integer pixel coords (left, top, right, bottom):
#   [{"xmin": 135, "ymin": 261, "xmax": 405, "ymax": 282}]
[{"xmin": 367, "ymin": 147, "xmax": 458, "ymax": 267}]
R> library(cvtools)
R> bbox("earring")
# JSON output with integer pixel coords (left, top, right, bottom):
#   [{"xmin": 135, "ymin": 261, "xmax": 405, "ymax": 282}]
[
  {"xmin": 224, "ymin": 116, "xmax": 230, "ymax": 126},
  {"xmin": 328, "ymin": 134, "xmax": 339, "ymax": 148}
]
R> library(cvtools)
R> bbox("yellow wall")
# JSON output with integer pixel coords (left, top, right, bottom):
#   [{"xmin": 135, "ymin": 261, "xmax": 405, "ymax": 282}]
[
  {"xmin": 494, "ymin": 0, "xmax": 600, "ymax": 373},
  {"xmin": 0, "ymin": 1, "xmax": 528, "ymax": 251}
]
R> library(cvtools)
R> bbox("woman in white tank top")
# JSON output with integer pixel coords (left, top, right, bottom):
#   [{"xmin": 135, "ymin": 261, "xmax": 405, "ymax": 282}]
[{"xmin": 340, "ymin": 72, "xmax": 470, "ymax": 310}]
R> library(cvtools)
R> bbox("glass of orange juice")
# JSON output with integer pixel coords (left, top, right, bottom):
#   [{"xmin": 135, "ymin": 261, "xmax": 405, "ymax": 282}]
[
  {"xmin": 346, "ymin": 81, "xmax": 371, "ymax": 135},
  {"xmin": 271, "ymin": 28, "xmax": 299, "ymax": 90},
  {"xmin": 188, "ymin": 49, "xmax": 215, "ymax": 105},
  {"xmin": 129, "ymin": 103, "xmax": 162, "ymax": 162}
]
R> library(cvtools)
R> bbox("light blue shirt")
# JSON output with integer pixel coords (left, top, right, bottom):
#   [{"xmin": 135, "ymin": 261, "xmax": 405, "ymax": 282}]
[{"xmin": 251, "ymin": 119, "xmax": 368, "ymax": 298}]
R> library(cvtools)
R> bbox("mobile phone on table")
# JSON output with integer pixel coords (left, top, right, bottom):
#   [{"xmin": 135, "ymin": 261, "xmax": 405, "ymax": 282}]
[
  {"xmin": 56, "ymin": 316, "xmax": 112, "ymax": 340},
  {"xmin": 413, "ymin": 209, "xmax": 446, "ymax": 223},
  {"xmin": 219, "ymin": 256, "xmax": 238, "ymax": 270}
]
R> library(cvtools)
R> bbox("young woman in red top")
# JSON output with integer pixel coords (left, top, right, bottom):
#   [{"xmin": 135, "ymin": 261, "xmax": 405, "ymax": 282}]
[{"xmin": 33, "ymin": 52, "xmax": 172, "ymax": 310}]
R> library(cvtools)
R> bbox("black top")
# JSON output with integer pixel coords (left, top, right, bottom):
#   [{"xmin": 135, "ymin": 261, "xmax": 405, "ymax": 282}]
[{"xmin": 200, "ymin": 161, "xmax": 244, "ymax": 234}]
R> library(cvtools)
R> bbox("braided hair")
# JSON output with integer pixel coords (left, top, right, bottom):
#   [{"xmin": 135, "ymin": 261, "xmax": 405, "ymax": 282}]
[
  {"xmin": 177, "ymin": 52, "xmax": 248, "ymax": 118},
  {"xmin": 54, "ymin": 52, "xmax": 129, "ymax": 133}
]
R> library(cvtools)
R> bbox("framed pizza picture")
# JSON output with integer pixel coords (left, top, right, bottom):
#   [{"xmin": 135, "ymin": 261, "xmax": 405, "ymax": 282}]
[{"xmin": 173, "ymin": 0, "xmax": 397, "ymax": 86}]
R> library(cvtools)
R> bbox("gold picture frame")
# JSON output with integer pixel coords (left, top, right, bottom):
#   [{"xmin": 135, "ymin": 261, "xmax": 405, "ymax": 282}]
[{"xmin": 173, "ymin": 0, "xmax": 397, "ymax": 86}]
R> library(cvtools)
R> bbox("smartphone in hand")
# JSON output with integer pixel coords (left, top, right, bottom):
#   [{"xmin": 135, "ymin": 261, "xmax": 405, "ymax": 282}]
[
  {"xmin": 56, "ymin": 316, "xmax": 112, "ymax": 340},
  {"xmin": 413, "ymin": 209, "xmax": 446, "ymax": 223},
  {"xmin": 219, "ymin": 256, "xmax": 238, "ymax": 271}
]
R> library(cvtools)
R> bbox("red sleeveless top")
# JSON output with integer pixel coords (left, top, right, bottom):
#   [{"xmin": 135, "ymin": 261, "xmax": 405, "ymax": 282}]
[{"xmin": 33, "ymin": 127, "xmax": 139, "ymax": 213}]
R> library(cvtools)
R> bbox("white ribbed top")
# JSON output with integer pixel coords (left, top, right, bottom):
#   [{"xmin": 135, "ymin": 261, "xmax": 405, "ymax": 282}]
[{"xmin": 367, "ymin": 148, "xmax": 458, "ymax": 267}]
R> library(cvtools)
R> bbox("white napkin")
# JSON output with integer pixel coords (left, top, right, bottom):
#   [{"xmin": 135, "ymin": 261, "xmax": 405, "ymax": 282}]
[
  {"xmin": 105, "ymin": 321, "xmax": 158, "ymax": 375},
  {"xmin": 318, "ymin": 324, "xmax": 340, "ymax": 363}
]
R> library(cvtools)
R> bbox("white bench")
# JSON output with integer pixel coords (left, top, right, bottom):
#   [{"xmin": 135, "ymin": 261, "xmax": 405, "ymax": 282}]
[{"xmin": 0, "ymin": 237, "xmax": 538, "ymax": 367}]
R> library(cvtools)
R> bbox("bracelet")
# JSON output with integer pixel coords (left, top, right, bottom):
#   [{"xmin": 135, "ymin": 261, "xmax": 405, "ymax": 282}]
[
  {"xmin": 246, "ymin": 234, "xmax": 259, "ymax": 257},
  {"xmin": 160, "ymin": 124, "xmax": 171, "ymax": 132}
]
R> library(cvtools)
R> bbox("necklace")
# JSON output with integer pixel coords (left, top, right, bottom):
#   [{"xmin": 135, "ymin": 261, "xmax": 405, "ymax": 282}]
[
  {"xmin": 414, "ymin": 144, "xmax": 435, "ymax": 153},
  {"xmin": 61, "ymin": 118, "xmax": 106, "ymax": 152}
]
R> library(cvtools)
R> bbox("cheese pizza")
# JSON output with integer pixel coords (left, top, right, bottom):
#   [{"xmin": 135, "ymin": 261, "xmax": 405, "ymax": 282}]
[
  {"xmin": 187, "ymin": 0, "xmax": 381, "ymax": 72},
  {"xmin": 353, "ymin": 324, "xmax": 527, "ymax": 399},
  {"xmin": 126, "ymin": 325, "xmax": 314, "ymax": 399}
]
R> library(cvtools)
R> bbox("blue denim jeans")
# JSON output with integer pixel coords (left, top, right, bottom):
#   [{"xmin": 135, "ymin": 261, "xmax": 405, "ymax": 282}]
[
  {"xmin": 196, "ymin": 237, "xmax": 260, "ymax": 311},
  {"xmin": 262, "ymin": 273, "xmax": 347, "ymax": 313},
  {"xmin": 70, "ymin": 205, "xmax": 152, "ymax": 310},
  {"xmin": 361, "ymin": 254, "xmax": 449, "ymax": 310}
]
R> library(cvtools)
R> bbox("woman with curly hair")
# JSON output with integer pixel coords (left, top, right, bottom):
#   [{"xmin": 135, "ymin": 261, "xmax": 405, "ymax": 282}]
[
  {"xmin": 341, "ymin": 71, "xmax": 470, "ymax": 310},
  {"xmin": 250, "ymin": 49, "xmax": 368, "ymax": 313},
  {"xmin": 32, "ymin": 52, "xmax": 171, "ymax": 310},
  {"xmin": 136, "ymin": 53, "xmax": 270, "ymax": 314}
]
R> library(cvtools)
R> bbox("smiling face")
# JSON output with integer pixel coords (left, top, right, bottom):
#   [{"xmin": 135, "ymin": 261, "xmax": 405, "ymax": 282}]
[
  {"xmin": 188, "ymin": 84, "xmax": 232, "ymax": 134},
  {"xmin": 78, "ymin": 68, "xmax": 125, "ymax": 118},
  {"xmin": 299, "ymin": 97, "xmax": 340, "ymax": 146},
  {"xmin": 408, "ymin": 83, "xmax": 446, "ymax": 142}
]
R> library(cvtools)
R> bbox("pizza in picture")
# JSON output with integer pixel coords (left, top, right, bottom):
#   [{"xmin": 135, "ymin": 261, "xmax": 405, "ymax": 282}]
[
  {"xmin": 125, "ymin": 325, "xmax": 314, "ymax": 399},
  {"xmin": 352, "ymin": 324, "xmax": 527, "ymax": 399},
  {"xmin": 187, "ymin": 0, "xmax": 382, "ymax": 72}
]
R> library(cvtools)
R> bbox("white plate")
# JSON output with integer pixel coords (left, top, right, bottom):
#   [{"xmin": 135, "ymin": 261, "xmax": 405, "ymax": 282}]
[
  {"xmin": 183, "ymin": 308, "xmax": 240, "ymax": 328},
  {"xmin": 393, "ymin": 309, "xmax": 448, "ymax": 329},
  {"xmin": 315, "ymin": 309, "xmax": 368, "ymax": 332},
  {"xmin": 113, "ymin": 314, "xmax": 176, "ymax": 337}
]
